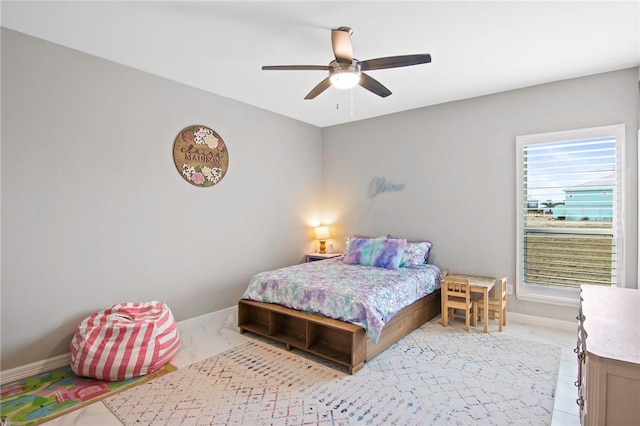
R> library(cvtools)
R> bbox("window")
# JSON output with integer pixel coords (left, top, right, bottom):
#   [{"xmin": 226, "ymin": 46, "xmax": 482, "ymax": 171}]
[{"xmin": 516, "ymin": 124, "xmax": 625, "ymax": 306}]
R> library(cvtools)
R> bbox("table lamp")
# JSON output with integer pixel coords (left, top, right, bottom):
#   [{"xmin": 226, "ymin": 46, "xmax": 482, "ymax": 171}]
[{"xmin": 314, "ymin": 225, "xmax": 330, "ymax": 254}]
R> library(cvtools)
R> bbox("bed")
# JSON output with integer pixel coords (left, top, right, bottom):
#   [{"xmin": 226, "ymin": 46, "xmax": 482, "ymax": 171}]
[{"xmin": 238, "ymin": 237, "xmax": 444, "ymax": 374}]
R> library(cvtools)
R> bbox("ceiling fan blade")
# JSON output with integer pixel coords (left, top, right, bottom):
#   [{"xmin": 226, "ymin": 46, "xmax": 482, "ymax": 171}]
[
  {"xmin": 331, "ymin": 27, "xmax": 354, "ymax": 63},
  {"xmin": 305, "ymin": 77, "xmax": 332, "ymax": 100},
  {"xmin": 361, "ymin": 54, "xmax": 432, "ymax": 71},
  {"xmin": 359, "ymin": 73, "xmax": 392, "ymax": 98},
  {"xmin": 262, "ymin": 65, "xmax": 329, "ymax": 71}
]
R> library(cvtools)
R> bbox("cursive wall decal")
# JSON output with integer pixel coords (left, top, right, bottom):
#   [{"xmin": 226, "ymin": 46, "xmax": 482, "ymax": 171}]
[{"xmin": 368, "ymin": 176, "xmax": 405, "ymax": 198}]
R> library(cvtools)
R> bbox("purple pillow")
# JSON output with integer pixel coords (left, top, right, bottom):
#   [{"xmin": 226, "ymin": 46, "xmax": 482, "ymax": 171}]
[
  {"xmin": 370, "ymin": 238, "xmax": 407, "ymax": 270},
  {"xmin": 390, "ymin": 236, "xmax": 433, "ymax": 264},
  {"xmin": 344, "ymin": 234, "xmax": 389, "ymax": 253},
  {"xmin": 343, "ymin": 238, "xmax": 377, "ymax": 265}
]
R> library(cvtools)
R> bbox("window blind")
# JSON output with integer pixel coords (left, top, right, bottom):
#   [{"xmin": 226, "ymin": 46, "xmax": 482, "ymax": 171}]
[{"xmin": 521, "ymin": 136, "xmax": 618, "ymax": 288}]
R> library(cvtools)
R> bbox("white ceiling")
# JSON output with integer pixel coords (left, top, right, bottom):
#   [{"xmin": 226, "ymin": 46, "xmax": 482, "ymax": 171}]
[{"xmin": 2, "ymin": 1, "xmax": 639, "ymax": 128}]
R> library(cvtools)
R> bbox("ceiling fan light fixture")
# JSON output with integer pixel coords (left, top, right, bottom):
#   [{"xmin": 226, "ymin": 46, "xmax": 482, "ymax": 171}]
[
  {"xmin": 330, "ymin": 72, "xmax": 360, "ymax": 89},
  {"xmin": 329, "ymin": 60, "xmax": 362, "ymax": 89}
]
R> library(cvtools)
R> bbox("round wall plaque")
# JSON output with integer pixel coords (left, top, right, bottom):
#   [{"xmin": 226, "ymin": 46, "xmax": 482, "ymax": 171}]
[{"xmin": 173, "ymin": 125, "xmax": 229, "ymax": 187}]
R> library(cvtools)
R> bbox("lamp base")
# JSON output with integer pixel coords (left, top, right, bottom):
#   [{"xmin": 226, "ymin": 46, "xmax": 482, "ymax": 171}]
[{"xmin": 318, "ymin": 240, "xmax": 327, "ymax": 254}]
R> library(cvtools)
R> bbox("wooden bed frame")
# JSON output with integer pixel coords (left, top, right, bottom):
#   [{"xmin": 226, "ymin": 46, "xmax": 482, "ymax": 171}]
[{"xmin": 238, "ymin": 288, "xmax": 441, "ymax": 374}]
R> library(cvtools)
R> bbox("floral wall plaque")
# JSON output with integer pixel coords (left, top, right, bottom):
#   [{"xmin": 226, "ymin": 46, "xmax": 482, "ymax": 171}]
[{"xmin": 173, "ymin": 125, "xmax": 229, "ymax": 187}]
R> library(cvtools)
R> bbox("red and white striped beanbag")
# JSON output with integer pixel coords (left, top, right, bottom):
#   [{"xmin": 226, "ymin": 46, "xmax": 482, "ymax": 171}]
[{"xmin": 70, "ymin": 301, "xmax": 180, "ymax": 381}]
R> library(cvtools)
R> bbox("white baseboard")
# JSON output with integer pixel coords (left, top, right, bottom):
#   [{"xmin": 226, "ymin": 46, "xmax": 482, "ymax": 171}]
[
  {"xmin": 0, "ymin": 353, "xmax": 71, "ymax": 384},
  {"xmin": 508, "ymin": 312, "xmax": 576, "ymax": 333},
  {"xmin": 0, "ymin": 305, "xmax": 238, "ymax": 384},
  {"xmin": 176, "ymin": 305, "xmax": 237, "ymax": 330}
]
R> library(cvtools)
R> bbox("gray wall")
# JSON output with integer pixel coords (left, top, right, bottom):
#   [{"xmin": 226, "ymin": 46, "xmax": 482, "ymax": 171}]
[
  {"xmin": 1, "ymin": 29, "xmax": 323, "ymax": 370},
  {"xmin": 322, "ymin": 68, "xmax": 639, "ymax": 322}
]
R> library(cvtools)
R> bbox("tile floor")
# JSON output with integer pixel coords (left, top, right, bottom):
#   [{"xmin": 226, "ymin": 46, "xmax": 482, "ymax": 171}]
[{"xmin": 43, "ymin": 308, "xmax": 580, "ymax": 425}]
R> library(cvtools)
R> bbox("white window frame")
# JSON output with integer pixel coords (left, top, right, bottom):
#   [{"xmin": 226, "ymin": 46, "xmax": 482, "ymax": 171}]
[{"xmin": 515, "ymin": 124, "xmax": 625, "ymax": 307}]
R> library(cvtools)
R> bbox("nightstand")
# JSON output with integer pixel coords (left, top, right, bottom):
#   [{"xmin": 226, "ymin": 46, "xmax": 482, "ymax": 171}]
[{"xmin": 306, "ymin": 253, "xmax": 342, "ymax": 262}]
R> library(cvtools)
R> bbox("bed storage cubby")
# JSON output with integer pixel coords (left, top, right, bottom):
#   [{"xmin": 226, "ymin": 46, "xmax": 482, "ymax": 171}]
[
  {"xmin": 307, "ymin": 322, "xmax": 360, "ymax": 366},
  {"xmin": 238, "ymin": 289, "xmax": 441, "ymax": 375},
  {"xmin": 271, "ymin": 312, "xmax": 306, "ymax": 347}
]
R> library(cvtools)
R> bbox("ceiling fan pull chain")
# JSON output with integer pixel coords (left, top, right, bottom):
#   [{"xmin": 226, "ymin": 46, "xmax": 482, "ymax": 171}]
[{"xmin": 350, "ymin": 88, "xmax": 354, "ymax": 118}]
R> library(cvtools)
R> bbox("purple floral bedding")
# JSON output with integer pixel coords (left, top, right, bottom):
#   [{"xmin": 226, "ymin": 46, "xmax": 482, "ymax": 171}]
[{"xmin": 240, "ymin": 257, "xmax": 442, "ymax": 343}]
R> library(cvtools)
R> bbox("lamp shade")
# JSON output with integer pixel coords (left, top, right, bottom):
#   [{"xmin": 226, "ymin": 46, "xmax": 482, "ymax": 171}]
[{"xmin": 314, "ymin": 225, "xmax": 330, "ymax": 240}]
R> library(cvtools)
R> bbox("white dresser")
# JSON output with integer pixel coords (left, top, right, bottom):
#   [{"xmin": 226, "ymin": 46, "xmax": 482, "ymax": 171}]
[{"xmin": 577, "ymin": 285, "xmax": 640, "ymax": 425}]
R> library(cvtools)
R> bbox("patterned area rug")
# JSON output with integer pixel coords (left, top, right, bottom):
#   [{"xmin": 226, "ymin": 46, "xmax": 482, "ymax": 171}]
[
  {"xmin": 0, "ymin": 363, "xmax": 176, "ymax": 426},
  {"xmin": 104, "ymin": 320, "xmax": 560, "ymax": 425}
]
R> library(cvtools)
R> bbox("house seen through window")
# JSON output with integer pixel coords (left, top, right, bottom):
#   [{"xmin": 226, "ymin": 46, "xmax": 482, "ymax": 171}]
[{"xmin": 516, "ymin": 124, "xmax": 625, "ymax": 306}]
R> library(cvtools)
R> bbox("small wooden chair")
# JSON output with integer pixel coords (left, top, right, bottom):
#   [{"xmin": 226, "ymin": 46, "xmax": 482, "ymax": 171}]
[
  {"xmin": 473, "ymin": 277, "xmax": 508, "ymax": 332},
  {"xmin": 442, "ymin": 276, "xmax": 476, "ymax": 331}
]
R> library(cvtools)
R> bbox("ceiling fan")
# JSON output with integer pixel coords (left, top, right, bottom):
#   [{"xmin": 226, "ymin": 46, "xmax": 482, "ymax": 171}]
[{"xmin": 262, "ymin": 27, "xmax": 432, "ymax": 100}]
